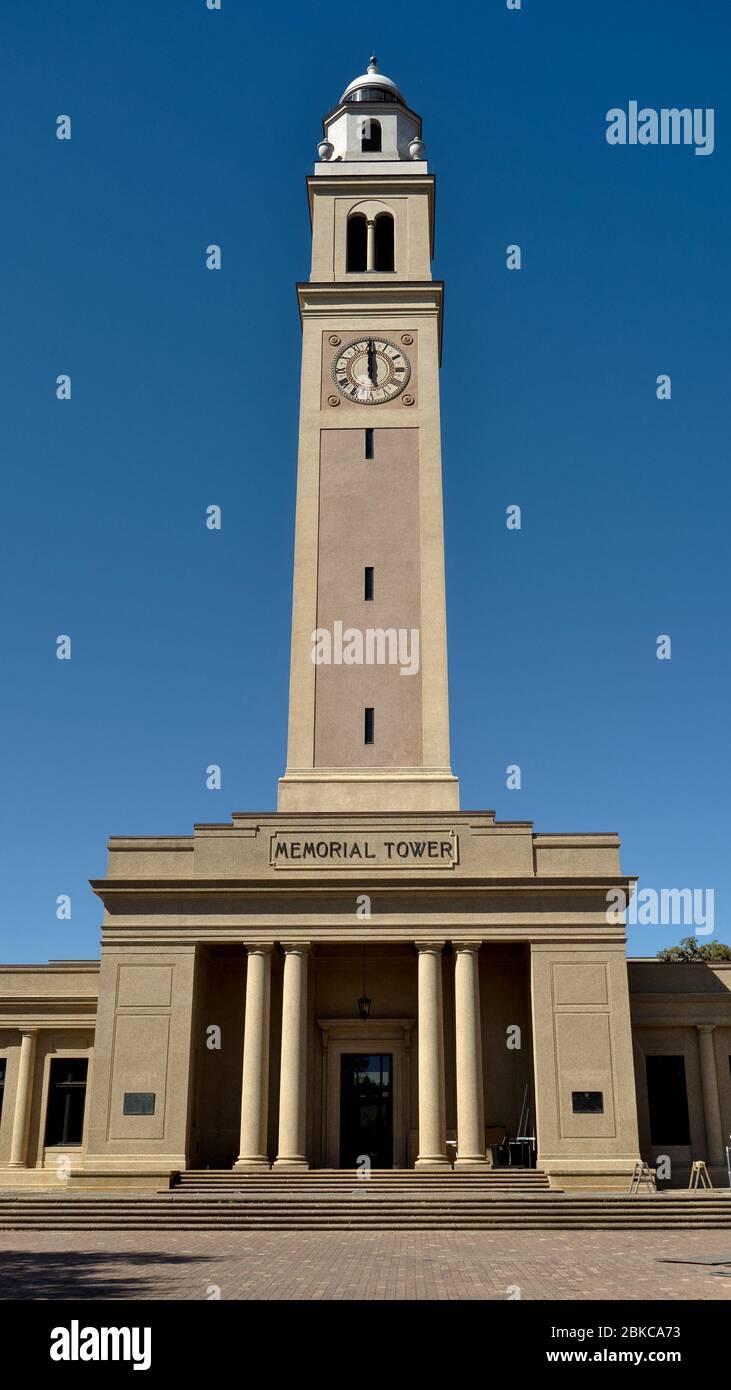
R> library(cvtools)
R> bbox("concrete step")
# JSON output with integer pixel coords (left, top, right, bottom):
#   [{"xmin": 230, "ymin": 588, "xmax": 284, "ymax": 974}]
[
  {"xmin": 176, "ymin": 1169, "xmax": 549, "ymax": 1179},
  {"xmin": 174, "ymin": 1172, "xmax": 552, "ymax": 1192},
  {"xmin": 2, "ymin": 1218, "xmax": 731, "ymax": 1231},
  {"xmin": 171, "ymin": 1185, "xmax": 550, "ymax": 1194},
  {"xmin": 1, "ymin": 1194, "xmax": 728, "ymax": 1208},
  {"xmin": 1, "ymin": 1188, "xmax": 730, "ymax": 1232}
]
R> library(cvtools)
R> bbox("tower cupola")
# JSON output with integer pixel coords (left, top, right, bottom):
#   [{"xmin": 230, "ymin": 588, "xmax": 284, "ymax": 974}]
[
  {"xmin": 341, "ymin": 55, "xmax": 404, "ymax": 104},
  {"xmin": 317, "ymin": 56, "xmax": 425, "ymax": 166}
]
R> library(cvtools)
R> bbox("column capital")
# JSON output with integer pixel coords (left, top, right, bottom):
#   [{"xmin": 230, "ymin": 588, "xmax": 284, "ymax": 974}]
[
  {"xmin": 414, "ymin": 940, "xmax": 445, "ymax": 954},
  {"xmin": 696, "ymin": 1023, "xmax": 716, "ymax": 1035},
  {"xmin": 18, "ymin": 1027, "xmax": 39, "ymax": 1039},
  {"xmin": 279, "ymin": 941, "xmax": 311, "ymax": 955},
  {"xmin": 452, "ymin": 941, "xmax": 482, "ymax": 955},
  {"xmin": 244, "ymin": 942, "xmax": 274, "ymax": 955}
]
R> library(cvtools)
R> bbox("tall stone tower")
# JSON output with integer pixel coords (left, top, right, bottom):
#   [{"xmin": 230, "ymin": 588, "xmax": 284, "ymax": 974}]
[{"xmin": 278, "ymin": 58, "xmax": 460, "ymax": 813}]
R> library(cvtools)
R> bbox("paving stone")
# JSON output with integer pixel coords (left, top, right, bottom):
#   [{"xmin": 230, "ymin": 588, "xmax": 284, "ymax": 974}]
[{"xmin": 1, "ymin": 1229, "xmax": 731, "ymax": 1300}]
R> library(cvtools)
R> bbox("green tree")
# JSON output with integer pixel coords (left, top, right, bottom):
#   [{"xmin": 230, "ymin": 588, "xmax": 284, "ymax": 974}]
[{"xmin": 657, "ymin": 935, "xmax": 731, "ymax": 962}]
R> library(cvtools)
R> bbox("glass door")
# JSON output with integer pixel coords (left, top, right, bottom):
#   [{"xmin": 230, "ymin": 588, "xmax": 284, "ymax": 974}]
[{"xmin": 339, "ymin": 1053, "xmax": 393, "ymax": 1168}]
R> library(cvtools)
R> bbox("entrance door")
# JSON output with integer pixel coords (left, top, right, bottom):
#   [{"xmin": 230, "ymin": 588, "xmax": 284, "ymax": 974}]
[{"xmin": 339, "ymin": 1053, "xmax": 393, "ymax": 1168}]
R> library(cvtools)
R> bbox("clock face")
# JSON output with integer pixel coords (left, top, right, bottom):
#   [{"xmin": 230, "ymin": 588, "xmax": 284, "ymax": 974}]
[{"xmin": 331, "ymin": 336, "xmax": 411, "ymax": 405}]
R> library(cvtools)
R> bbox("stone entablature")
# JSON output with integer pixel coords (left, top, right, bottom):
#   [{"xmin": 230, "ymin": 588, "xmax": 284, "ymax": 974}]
[
  {"xmin": 98, "ymin": 812, "xmax": 626, "ymax": 882},
  {"xmin": 85, "ymin": 812, "xmax": 636, "ymax": 951}
]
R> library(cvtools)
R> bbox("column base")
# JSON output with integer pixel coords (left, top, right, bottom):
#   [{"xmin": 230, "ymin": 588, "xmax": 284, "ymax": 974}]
[
  {"xmin": 455, "ymin": 1155, "xmax": 489, "ymax": 1168},
  {"xmin": 415, "ymin": 1155, "xmax": 451, "ymax": 1169},
  {"xmin": 232, "ymin": 1157, "xmax": 271, "ymax": 1171},
  {"xmin": 273, "ymin": 1157, "xmax": 309, "ymax": 1170}
]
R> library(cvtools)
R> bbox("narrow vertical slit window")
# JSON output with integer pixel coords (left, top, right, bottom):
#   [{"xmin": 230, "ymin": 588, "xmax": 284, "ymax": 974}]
[
  {"xmin": 364, "ymin": 566, "xmax": 374, "ymax": 601},
  {"xmin": 364, "ymin": 707, "xmax": 375, "ymax": 745},
  {"xmin": 365, "ymin": 428, "xmax": 374, "ymax": 459}
]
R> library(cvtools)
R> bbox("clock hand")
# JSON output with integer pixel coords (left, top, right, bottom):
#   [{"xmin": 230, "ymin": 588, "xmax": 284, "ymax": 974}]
[{"xmin": 367, "ymin": 338, "xmax": 377, "ymax": 386}]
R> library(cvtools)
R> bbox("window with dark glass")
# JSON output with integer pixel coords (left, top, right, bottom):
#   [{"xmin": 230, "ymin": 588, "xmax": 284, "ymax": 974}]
[
  {"xmin": 346, "ymin": 214, "xmax": 367, "ymax": 272},
  {"xmin": 364, "ymin": 566, "xmax": 374, "ymax": 601},
  {"xmin": 571, "ymin": 1091, "xmax": 604, "ymax": 1114},
  {"xmin": 646, "ymin": 1055, "xmax": 691, "ymax": 1145},
  {"xmin": 346, "ymin": 88, "xmax": 397, "ymax": 104},
  {"xmin": 361, "ymin": 119, "xmax": 382, "ymax": 153},
  {"xmin": 364, "ymin": 707, "xmax": 374, "ymax": 744},
  {"xmin": 44, "ymin": 1058, "xmax": 88, "ymax": 1147},
  {"xmin": 0, "ymin": 1059, "xmax": 6, "ymax": 1126},
  {"xmin": 365, "ymin": 428, "xmax": 374, "ymax": 459},
  {"xmin": 374, "ymin": 213, "xmax": 394, "ymax": 271}
]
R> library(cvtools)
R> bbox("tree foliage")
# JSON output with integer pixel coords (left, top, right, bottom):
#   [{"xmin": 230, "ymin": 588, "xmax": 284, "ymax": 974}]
[{"xmin": 656, "ymin": 935, "xmax": 731, "ymax": 962}]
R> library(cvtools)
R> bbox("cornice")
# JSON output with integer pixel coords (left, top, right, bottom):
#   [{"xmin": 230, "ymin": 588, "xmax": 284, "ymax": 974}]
[
  {"xmin": 296, "ymin": 280, "xmax": 444, "ymax": 359},
  {"xmin": 90, "ymin": 875, "xmax": 637, "ymax": 898}
]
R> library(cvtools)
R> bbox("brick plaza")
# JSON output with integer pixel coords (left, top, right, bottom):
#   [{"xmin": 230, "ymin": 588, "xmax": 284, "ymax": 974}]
[{"xmin": 1, "ymin": 1229, "xmax": 730, "ymax": 1301}]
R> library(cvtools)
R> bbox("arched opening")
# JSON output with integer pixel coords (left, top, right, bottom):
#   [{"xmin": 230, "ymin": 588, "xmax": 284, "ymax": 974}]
[
  {"xmin": 374, "ymin": 213, "xmax": 394, "ymax": 272},
  {"xmin": 361, "ymin": 119, "xmax": 382, "ymax": 153},
  {"xmin": 346, "ymin": 214, "xmax": 367, "ymax": 272}
]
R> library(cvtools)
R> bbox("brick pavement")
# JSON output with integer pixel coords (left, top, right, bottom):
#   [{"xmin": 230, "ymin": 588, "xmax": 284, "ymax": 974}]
[{"xmin": 0, "ymin": 1229, "xmax": 731, "ymax": 1300}]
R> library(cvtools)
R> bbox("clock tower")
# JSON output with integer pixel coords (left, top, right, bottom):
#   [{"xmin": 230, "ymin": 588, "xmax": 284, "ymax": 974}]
[{"xmin": 278, "ymin": 58, "xmax": 460, "ymax": 813}]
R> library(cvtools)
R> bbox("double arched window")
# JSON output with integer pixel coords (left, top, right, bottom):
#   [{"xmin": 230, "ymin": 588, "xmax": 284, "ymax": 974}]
[{"xmin": 346, "ymin": 211, "xmax": 395, "ymax": 273}]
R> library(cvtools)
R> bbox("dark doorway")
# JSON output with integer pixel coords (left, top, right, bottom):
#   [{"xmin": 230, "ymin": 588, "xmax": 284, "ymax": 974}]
[
  {"xmin": 646, "ymin": 1055, "xmax": 691, "ymax": 1145},
  {"xmin": 339, "ymin": 1053, "xmax": 393, "ymax": 1168},
  {"xmin": 44, "ymin": 1058, "xmax": 88, "ymax": 1146}
]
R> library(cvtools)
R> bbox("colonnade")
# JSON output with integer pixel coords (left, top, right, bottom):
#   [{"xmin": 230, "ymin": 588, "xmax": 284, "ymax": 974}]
[{"xmin": 233, "ymin": 940, "xmax": 488, "ymax": 1169}]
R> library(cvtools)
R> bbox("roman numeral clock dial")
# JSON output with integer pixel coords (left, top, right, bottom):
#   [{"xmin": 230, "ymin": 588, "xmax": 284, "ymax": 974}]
[{"xmin": 331, "ymin": 336, "xmax": 411, "ymax": 404}]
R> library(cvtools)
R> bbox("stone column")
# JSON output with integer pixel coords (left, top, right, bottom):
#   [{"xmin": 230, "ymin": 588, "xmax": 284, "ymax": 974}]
[
  {"xmin": 274, "ymin": 943, "xmax": 310, "ymax": 1170},
  {"xmin": 697, "ymin": 1024, "xmax": 725, "ymax": 1166},
  {"xmin": 415, "ymin": 941, "xmax": 449, "ymax": 1167},
  {"xmin": 9, "ymin": 1029, "xmax": 38, "ymax": 1169},
  {"xmin": 453, "ymin": 942, "xmax": 488, "ymax": 1166},
  {"xmin": 366, "ymin": 218, "xmax": 376, "ymax": 271},
  {"xmin": 234, "ymin": 945, "xmax": 272, "ymax": 1170}
]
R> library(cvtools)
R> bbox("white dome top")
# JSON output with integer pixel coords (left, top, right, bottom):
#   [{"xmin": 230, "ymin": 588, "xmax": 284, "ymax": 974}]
[{"xmin": 340, "ymin": 55, "xmax": 404, "ymax": 104}]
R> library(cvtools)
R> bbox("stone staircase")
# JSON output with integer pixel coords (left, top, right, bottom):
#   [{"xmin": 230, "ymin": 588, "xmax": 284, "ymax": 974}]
[
  {"xmin": 0, "ymin": 1169, "xmax": 730, "ymax": 1230},
  {"xmin": 174, "ymin": 1167, "xmax": 551, "ymax": 1193}
]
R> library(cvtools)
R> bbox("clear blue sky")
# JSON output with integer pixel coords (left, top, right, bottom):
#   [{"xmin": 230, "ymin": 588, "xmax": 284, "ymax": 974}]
[{"xmin": 1, "ymin": 0, "xmax": 728, "ymax": 963}]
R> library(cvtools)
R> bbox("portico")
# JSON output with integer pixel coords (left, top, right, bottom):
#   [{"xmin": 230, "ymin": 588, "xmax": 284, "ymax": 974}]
[{"xmin": 67, "ymin": 807, "xmax": 642, "ymax": 1187}]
